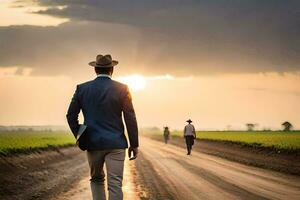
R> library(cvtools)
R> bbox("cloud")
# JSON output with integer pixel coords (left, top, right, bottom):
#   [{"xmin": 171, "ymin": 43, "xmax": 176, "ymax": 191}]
[
  {"xmin": 0, "ymin": 0, "xmax": 299, "ymax": 76},
  {"xmin": 0, "ymin": 21, "xmax": 141, "ymax": 77}
]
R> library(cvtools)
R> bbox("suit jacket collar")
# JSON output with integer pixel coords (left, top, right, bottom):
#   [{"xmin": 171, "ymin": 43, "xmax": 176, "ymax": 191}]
[{"xmin": 96, "ymin": 74, "xmax": 111, "ymax": 79}]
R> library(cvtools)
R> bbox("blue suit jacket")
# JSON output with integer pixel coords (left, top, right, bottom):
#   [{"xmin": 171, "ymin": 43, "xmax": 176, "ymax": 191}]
[{"xmin": 66, "ymin": 76, "xmax": 139, "ymax": 150}]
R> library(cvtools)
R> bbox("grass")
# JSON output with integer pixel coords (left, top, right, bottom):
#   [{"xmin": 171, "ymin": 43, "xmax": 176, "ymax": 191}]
[
  {"xmin": 144, "ymin": 130, "xmax": 300, "ymax": 150},
  {"xmin": 0, "ymin": 131, "xmax": 75, "ymax": 155},
  {"xmin": 2, "ymin": 130, "xmax": 300, "ymax": 155}
]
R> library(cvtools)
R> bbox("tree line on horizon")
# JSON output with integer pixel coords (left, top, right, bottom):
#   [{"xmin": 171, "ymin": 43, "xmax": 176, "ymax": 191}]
[
  {"xmin": 245, "ymin": 121, "xmax": 293, "ymax": 132},
  {"xmin": 0, "ymin": 121, "xmax": 296, "ymax": 133}
]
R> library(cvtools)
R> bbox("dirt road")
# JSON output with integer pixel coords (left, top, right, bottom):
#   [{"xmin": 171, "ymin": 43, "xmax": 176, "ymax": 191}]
[
  {"xmin": 1, "ymin": 137, "xmax": 300, "ymax": 200},
  {"xmin": 133, "ymin": 137, "xmax": 300, "ymax": 200},
  {"xmin": 55, "ymin": 137, "xmax": 300, "ymax": 200}
]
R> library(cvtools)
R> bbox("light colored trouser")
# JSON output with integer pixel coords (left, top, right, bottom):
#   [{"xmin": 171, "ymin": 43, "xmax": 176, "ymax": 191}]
[{"xmin": 87, "ymin": 149, "xmax": 125, "ymax": 200}]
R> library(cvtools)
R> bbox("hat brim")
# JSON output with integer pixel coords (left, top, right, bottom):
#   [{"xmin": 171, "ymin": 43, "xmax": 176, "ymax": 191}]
[
  {"xmin": 89, "ymin": 60, "xmax": 118, "ymax": 67},
  {"xmin": 186, "ymin": 120, "xmax": 192, "ymax": 123}
]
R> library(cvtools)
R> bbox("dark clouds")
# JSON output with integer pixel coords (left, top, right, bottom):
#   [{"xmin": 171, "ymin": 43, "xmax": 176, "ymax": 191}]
[
  {"xmin": 0, "ymin": 21, "xmax": 141, "ymax": 76},
  {"xmin": 0, "ymin": 0, "xmax": 299, "ymax": 76}
]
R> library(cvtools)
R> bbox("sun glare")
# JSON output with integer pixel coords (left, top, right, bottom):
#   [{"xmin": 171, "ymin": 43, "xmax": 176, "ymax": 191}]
[{"xmin": 117, "ymin": 75, "xmax": 146, "ymax": 91}]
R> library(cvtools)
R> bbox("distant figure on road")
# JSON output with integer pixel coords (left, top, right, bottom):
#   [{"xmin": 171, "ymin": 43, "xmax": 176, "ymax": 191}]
[
  {"xmin": 184, "ymin": 119, "xmax": 196, "ymax": 155},
  {"xmin": 163, "ymin": 126, "xmax": 170, "ymax": 144},
  {"xmin": 66, "ymin": 54, "xmax": 139, "ymax": 200}
]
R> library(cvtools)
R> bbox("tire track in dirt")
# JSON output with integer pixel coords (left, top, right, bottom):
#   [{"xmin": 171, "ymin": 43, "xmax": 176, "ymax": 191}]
[{"xmin": 133, "ymin": 152, "xmax": 178, "ymax": 200}]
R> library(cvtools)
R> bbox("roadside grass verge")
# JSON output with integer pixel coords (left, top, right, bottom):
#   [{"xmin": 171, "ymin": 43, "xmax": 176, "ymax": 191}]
[
  {"xmin": 0, "ymin": 131, "xmax": 75, "ymax": 155},
  {"xmin": 143, "ymin": 131, "xmax": 300, "ymax": 151}
]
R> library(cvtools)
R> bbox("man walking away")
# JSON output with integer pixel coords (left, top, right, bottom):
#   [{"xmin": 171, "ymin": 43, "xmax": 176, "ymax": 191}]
[
  {"xmin": 163, "ymin": 126, "xmax": 170, "ymax": 144},
  {"xmin": 66, "ymin": 54, "xmax": 139, "ymax": 200},
  {"xmin": 184, "ymin": 119, "xmax": 196, "ymax": 155}
]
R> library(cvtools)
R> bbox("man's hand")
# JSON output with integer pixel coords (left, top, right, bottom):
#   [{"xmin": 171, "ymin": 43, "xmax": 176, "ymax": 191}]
[{"xmin": 128, "ymin": 147, "xmax": 138, "ymax": 160}]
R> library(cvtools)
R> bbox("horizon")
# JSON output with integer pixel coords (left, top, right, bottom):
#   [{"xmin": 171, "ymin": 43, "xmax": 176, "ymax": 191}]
[{"xmin": 0, "ymin": 124, "xmax": 298, "ymax": 132}]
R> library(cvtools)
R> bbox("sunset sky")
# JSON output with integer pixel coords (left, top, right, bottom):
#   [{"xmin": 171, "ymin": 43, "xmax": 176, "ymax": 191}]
[{"xmin": 0, "ymin": 0, "xmax": 299, "ymax": 130}]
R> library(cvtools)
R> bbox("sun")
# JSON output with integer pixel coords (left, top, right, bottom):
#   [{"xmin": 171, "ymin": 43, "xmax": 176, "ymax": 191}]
[{"xmin": 117, "ymin": 74, "xmax": 146, "ymax": 91}]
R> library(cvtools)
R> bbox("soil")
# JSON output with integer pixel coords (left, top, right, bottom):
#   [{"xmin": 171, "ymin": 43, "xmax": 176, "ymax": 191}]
[
  {"xmin": 133, "ymin": 152, "xmax": 177, "ymax": 200},
  {"xmin": 149, "ymin": 135, "xmax": 300, "ymax": 175},
  {"xmin": 0, "ymin": 147, "xmax": 88, "ymax": 200},
  {"xmin": 132, "ymin": 137, "xmax": 300, "ymax": 200},
  {"xmin": 1, "ymin": 136, "xmax": 299, "ymax": 200}
]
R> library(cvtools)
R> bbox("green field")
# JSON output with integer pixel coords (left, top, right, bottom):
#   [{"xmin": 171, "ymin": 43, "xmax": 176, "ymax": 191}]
[
  {"xmin": 1, "ymin": 130, "xmax": 300, "ymax": 155},
  {"xmin": 0, "ymin": 131, "xmax": 75, "ymax": 155},
  {"xmin": 146, "ymin": 131, "xmax": 300, "ymax": 150}
]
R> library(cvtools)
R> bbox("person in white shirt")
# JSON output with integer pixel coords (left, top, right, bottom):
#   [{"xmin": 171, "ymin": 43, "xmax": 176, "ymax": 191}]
[{"xmin": 183, "ymin": 119, "xmax": 196, "ymax": 155}]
